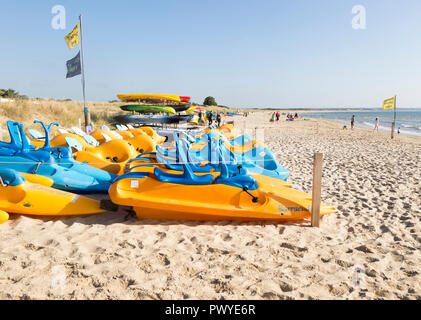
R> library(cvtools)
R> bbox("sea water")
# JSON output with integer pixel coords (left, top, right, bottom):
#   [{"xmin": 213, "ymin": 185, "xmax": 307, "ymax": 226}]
[{"xmin": 301, "ymin": 109, "xmax": 421, "ymax": 137}]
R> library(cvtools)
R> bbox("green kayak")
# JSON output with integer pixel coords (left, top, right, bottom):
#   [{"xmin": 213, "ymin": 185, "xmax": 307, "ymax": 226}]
[{"xmin": 120, "ymin": 105, "xmax": 176, "ymax": 114}]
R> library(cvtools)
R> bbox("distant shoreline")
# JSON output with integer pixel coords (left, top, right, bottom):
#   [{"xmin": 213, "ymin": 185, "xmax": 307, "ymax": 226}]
[
  {"xmin": 242, "ymin": 108, "xmax": 421, "ymax": 113},
  {"xmin": 298, "ymin": 116, "xmax": 421, "ymax": 140}
]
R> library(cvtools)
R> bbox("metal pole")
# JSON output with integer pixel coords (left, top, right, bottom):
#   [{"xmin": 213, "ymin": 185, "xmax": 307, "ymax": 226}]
[{"xmin": 79, "ymin": 14, "xmax": 90, "ymax": 131}]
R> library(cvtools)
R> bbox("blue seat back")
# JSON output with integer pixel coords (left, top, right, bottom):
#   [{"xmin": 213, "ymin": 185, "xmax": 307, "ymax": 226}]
[
  {"xmin": 65, "ymin": 137, "xmax": 84, "ymax": 152},
  {"xmin": 0, "ymin": 169, "xmax": 26, "ymax": 186},
  {"xmin": 83, "ymin": 135, "xmax": 100, "ymax": 146}
]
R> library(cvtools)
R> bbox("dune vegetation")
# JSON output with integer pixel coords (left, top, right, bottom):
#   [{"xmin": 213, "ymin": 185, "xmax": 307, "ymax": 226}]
[
  {"xmin": 0, "ymin": 99, "xmax": 124, "ymax": 140},
  {"xmin": 0, "ymin": 98, "xmax": 240, "ymax": 141}
]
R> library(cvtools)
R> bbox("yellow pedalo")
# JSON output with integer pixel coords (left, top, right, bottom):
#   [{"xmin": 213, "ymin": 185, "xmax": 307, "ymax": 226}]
[
  {"xmin": 0, "ymin": 169, "xmax": 106, "ymax": 217},
  {"xmin": 110, "ymin": 159, "xmax": 336, "ymax": 221},
  {"xmin": 36, "ymin": 134, "xmax": 154, "ymax": 175}
]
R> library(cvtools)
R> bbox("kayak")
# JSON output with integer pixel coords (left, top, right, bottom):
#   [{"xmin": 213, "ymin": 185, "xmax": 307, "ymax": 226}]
[
  {"xmin": 117, "ymin": 94, "xmax": 181, "ymax": 103},
  {"xmin": 120, "ymin": 105, "xmax": 176, "ymax": 114},
  {"xmin": 185, "ymin": 106, "xmax": 197, "ymax": 114},
  {"xmin": 171, "ymin": 105, "xmax": 191, "ymax": 112},
  {"xmin": 0, "ymin": 169, "xmax": 106, "ymax": 216},
  {"xmin": 114, "ymin": 115, "xmax": 194, "ymax": 125},
  {"xmin": 179, "ymin": 96, "xmax": 191, "ymax": 102}
]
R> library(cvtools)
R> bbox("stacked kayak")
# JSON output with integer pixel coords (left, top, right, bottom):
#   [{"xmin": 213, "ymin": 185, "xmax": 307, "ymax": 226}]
[
  {"xmin": 116, "ymin": 93, "xmax": 195, "ymax": 125},
  {"xmin": 117, "ymin": 94, "xmax": 181, "ymax": 103}
]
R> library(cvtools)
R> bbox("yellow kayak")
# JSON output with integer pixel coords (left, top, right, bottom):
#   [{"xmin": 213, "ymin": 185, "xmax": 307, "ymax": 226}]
[
  {"xmin": 0, "ymin": 169, "xmax": 106, "ymax": 216},
  {"xmin": 117, "ymin": 94, "xmax": 181, "ymax": 103}
]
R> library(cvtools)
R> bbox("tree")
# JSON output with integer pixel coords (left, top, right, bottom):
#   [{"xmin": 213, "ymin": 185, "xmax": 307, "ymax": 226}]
[
  {"xmin": 2, "ymin": 89, "xmax": 19, "ymax": 98},
  {"xmin": 203, "ymin": 96, "xmax": 217, "ymax": 106}
]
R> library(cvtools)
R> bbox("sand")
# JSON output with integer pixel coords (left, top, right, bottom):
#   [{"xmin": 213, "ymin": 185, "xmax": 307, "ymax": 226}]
[{"xmin": 0, "ymin": 112, "xmax": 420, "ymax": 300}]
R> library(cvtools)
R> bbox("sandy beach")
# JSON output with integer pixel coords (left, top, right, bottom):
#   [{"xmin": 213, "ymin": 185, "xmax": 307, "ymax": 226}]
[{"xmin": 0, "ymin": 112, "xmax": 420, "ymax": 300}]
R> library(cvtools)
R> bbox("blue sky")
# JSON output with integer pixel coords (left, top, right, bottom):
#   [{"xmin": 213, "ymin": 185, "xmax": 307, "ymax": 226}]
[{"xmin": 1, "ymin": 0, "xmax": 421, "ymax": 108}]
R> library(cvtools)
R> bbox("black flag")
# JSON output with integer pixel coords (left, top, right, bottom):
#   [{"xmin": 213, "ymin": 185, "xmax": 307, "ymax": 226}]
[{"xmin": 66, "ymin": 51, "xmax": 81, "ymax": 78}]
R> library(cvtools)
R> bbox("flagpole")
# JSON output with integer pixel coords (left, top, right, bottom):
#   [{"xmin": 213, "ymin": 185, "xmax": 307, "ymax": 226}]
[
  {"xmin": 391, "ymin": 95, "xmax": 397, "ymax": 139},
  {"xmin": 79, "ymin": 14, "xmax": 90, "ymax": 131}
]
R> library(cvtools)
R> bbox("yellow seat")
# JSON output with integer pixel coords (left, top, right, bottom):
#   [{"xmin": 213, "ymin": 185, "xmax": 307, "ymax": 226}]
[{"xmin": 74, "ymin": 140, "xmax": 139, "ymax": 175}]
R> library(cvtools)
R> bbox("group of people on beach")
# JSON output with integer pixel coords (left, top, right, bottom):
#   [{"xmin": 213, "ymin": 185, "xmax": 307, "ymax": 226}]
[
  {"xmin": 270, "ymin": 112, "xmax": 299, "ymax": 122},
  {"xmin": 348, "ymin": 115, "xmax": 400, "ymax": 134},
  {"xmin": 198, "ymin": 110, "xmax": 223, "ymax": 127}
]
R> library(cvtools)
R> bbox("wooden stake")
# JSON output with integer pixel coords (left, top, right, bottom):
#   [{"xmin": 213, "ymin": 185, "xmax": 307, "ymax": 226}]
[{"xmin": 311, "ymin": 153, "xmax": 323, "ymax": 227}]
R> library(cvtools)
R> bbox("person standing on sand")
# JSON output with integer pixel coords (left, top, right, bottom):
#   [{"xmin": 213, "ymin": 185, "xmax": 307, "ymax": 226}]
[
  {"xmin": 351, "ymin": 115, "xmax": 355, "ymax": 130},
  {"xmin": 216, "ymin": 113, "xmax": 222, "ymax": 127},
  {"xmin": 207, "ymin": 111, "xmax": 213, "ymax": 126},
  {"xmin": 276, "ymin": 112, "xmax": 280, "ymax": 121},
  {"xmin": 198, "ymin": 110, "xmax": 204, "ymax": 125},
  {"xmin": 270, "ymin": 112, "xmax": 275, "ymax": 122},
  {"xmin": 374, "ymin": 117, "xmax": 379, "ymax": 131}
]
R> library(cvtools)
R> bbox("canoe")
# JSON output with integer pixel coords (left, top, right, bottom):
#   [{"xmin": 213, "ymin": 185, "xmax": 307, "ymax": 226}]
[
  {"xmin": 117, "ymin": 94, "xmax": 181, "ymax": 103},
  {"xmin": 120, "ymin": 105, "xmax": 176, "ymax": 114}
]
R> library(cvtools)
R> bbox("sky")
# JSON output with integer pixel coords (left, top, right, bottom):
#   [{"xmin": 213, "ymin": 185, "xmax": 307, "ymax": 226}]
[{"xmin": 1, "ymin": 0, "xmax": 421, "ymax": 108}]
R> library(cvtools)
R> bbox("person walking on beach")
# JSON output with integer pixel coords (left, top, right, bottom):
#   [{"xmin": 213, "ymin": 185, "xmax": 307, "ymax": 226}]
[
  {"xmin": 275, "ymin": 112, "xmax": 280, "ymax": 121},
  {"xmin": 207, "ymin": 111, "xmax": 213, "ymax": 126},
  {"xmin": 374, "ymin": 117, "xmax": 379, "ymax": 131},
  {"xmin": 198, "ymin": 110, "xmax": 205, "ymax": 125},
  {"xmin": 216, "ymin": 113, "xmax": 222, "ymax": 127},
  {"xmin": 351, "ymin": 115, "xmax": 355, "ymax": 130}
]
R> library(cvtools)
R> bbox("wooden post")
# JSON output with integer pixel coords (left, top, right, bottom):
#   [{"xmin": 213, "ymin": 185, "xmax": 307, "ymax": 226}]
[
  {"xmin": 311, "ymin": 153, "xmax": 323, "ymax": 227},
  {"xmin": 391, "ymin": 122, "xmax": 395, "ymax": 139}
]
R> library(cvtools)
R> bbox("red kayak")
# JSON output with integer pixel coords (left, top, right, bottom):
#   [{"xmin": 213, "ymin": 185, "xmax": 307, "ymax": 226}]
[{"xmin": 179, "ymin": 96, "xmax": 191, "ymax": 102}]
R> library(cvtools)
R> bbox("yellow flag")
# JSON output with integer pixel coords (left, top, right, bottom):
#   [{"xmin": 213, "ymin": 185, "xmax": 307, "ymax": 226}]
[
  {"xmin": 64, "ymin": 22, "xmax": 80, "ymax": 50},
  {"xmin": 383, "ymin": 96, "xmax": 396, "ymax": 110}
]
